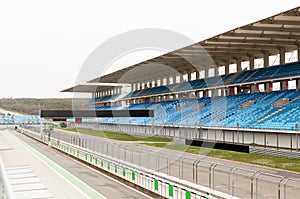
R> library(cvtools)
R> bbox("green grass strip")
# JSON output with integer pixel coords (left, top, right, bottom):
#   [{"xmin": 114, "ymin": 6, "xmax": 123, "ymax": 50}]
[
  {"xmin": 64, "ymin": 128, "xmax": 172, "ymax": 142},
  {"xmin": 142, "ymin": 142, "xmax": 300, "ymax": 172}
]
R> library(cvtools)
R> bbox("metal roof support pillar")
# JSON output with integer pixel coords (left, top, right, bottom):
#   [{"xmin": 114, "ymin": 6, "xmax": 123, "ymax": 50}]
[
  {"xmin": 265, "ymin": 82, "xmax": 272, "ymax": 93},
  {"xmin": 187, "ymin": 70, "xmax": 192, "ymax": 81},
  {"xmin": 205, "ymin": 67, "xmax": 209, "ymax": 78},
  {"xmin": 297, "ymin": 79, "xmax": 300, "ymax": 91},
  {"xmin": 298, "ymin": 44, "xmax": 300, "ymax": 62},
  {"xmin": 225, "ymin": 60, "xmax": 230, "ymax": 75},
  {"xmin": 264, "ymin": 52, "xmax": 270, "ymax": 68},
  {"xmin": 281, "ymin": 80, "xmax": 287, "ymax": 91},
  {"xmin": 249, "ymin": 56, "xmax": 255, "ymax": 70},
  {"xmin": 195, "ymin": 70, "xmax": 200, "ymax": 80},
  {"xmin": 280, "ymin": 48, "xmax": 286, "ymax": 65},
  {"xmin": 236, "ymin": 57, "xmax": 242, "ymax": 73}
]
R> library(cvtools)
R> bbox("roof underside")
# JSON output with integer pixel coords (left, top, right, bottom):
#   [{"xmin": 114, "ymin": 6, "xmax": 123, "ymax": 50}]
[{"xmin": 62, "ymin": 6, "xmax": 300, "ymax": 93}]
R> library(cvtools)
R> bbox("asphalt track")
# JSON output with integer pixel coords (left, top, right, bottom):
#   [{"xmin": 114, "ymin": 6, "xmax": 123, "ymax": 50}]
[{"xmin": 0, "ymin": 130, "xmax": 152, "ymax": 199}]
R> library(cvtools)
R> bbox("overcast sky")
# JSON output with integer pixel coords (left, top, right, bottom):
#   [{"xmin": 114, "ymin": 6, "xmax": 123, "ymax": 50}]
[{"xmin": 0, "ymin": 0, "xmax": 299, "ymax": 98}]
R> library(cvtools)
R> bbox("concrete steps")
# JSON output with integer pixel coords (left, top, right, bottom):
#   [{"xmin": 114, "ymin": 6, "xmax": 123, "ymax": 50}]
[{"xmin": 255, "ymin": 107, "xmax": 285, "ymax": 124}]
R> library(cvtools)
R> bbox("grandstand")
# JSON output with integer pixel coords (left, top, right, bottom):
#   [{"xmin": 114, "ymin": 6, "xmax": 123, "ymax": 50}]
[
  {"xmin": 0, "ymin": 114, "xmax": 44, "ymax": 125},
  {"xmin": 63, "ymin": 7, "xmax": 300, "ymax": 150}
]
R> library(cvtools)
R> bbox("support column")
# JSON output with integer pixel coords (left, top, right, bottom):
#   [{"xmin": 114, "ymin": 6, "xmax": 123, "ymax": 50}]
[
  {"xmin": 236, "ymin": 57, "xmax": 242, "ymax": 73},
  {"xmin": 249, "ymin": 56, "xmax": 255, "ymax": 70},
  {"xmin": 281, "ymin": 80, "xmax": 287, "ymax": 91},
  {"xmin": 225, "ymin": 60, "xmax": 230, "ymax": 75},
  {"xmin": 297, "ymin": 79, "xmax": 300, "ymax": 91},
  {"xmin": 264, "ymin": 52, "xmax": 269, "ymax": 68},
  {"xmin": 265, "ymin": 82, "xmax": 272, "ymax": 93},
  {"xmin": 205, "ymin": 67, "xmax": 209, "ymax": 78},
  {"xmin": 224, "ymin": 88, "xmax": 229, "ymax": 96},
  {"xmin": 195, "ymin": 70, "xmax": 200, "ymax": 80},
  {"xmin": 298, "ymin": 44, "xmax": 300, "ymax": 62},
  {"xmin": 179, "ymin": 73, "xmax": 183, "ymax": 82},
  {"xmin": 250, "ymin": 85, "xmax": 255, "ymax": 93},
  {"xmin": 203, "ymin": 90, "xmax": 208, "ymax": 98},
  {"xmin": 280, "ymin": 49, "xmax": 286, "ymax": 65},
  {"xmin": 187, "ymin": 70, "xmax": 192, "ymax": 81},
  {"xmin": 212, "ymin": 89, "xmax": 218, "ymax": 97},
  {"xmin": 229, "ymin": 87, "xmax": 235, "ymax": 95}
]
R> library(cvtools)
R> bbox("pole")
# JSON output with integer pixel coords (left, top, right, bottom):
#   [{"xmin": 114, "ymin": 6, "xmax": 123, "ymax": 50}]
[
  {"xmin": 39, "ymin": 110, "xmax": 43, "ymax": 141},
  {"xmin": 237, "ymin": 121, "xmax": 240, "ymax": 144},
  {"xmin": 296, "ymin": 121, "xmax": 299, "ymax": 152},
  {"xmin": 151, "ymin": 117, "xmax": 154, "ymax": 135}
]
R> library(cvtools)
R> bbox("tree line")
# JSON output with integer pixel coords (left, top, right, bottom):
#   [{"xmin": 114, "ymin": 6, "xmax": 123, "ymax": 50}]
[{"xmin": 0, "ymin": 98, "xmax": 89, "ymax": 115}]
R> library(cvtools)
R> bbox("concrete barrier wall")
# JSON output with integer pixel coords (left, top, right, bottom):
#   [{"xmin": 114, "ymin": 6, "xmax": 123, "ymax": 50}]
[{"xmin": 69, "ymin": 122, "xmax": 300, "ymax": 150}]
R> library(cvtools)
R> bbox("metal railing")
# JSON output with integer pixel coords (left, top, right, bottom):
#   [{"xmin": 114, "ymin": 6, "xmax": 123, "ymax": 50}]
[
  {"xmin": 0, "ymin": 158, "xmax": 13, "ymax": 199},
  {"xmin": 19, "ymin": 125, "xmax": 300, "ymax": 198}
]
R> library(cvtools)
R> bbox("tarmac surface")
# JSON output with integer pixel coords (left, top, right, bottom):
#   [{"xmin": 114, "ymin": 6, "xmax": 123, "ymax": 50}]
[{"xmin": 0, "ymin": 130, "xmax": 151, "ymax": 199}]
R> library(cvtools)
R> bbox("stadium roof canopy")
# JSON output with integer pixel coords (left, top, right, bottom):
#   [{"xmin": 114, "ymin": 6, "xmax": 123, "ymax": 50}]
[{"xmin": 63, "ymin": 6, "xmax": 300, "ymax": 93}]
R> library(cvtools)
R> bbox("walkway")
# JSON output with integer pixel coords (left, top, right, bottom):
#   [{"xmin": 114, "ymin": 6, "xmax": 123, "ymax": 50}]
[{"xmin": 0, "ymin": 130, "xmax": 150, "ymax": 199}]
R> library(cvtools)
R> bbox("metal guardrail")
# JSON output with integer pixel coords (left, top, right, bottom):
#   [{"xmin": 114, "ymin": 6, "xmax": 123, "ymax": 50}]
[
  {"xmin": 17, "ymin": 127, "xmax": 221, "ymax": 199},
  {"xmin": 19, "ymin": 125, "xmax": 300, "ymax": 199},
  {"xmin": 0, "ymin": 158, "xmax": 13, "ymax": 199}
]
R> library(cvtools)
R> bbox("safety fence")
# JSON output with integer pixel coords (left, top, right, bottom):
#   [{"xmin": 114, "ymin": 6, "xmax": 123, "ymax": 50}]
[
  {"xmin": 17, "ymin": 127, "xmax": 223, "ymax": 199},
  {"xmin": 0, "ymin": 158, "xmax": 13, "ymax": 199},
  {"xmin": 18, "ymin": 126, "xmax": 300, "ymax": 199}
]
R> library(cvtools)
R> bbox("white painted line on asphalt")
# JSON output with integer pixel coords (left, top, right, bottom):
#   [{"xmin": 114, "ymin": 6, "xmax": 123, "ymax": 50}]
[{"xmin": 8, "ymin": 132, "xmax": 107, "ymax": 199}]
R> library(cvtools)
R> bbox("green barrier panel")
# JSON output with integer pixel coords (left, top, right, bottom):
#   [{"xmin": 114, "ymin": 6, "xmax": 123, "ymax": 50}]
[
  {"xmin": 95, "ymin": 158, "xmax": 98, "ymax": 164},
  {"xmin": 154, "ymin": 179, "xmax": 159, "ymax": 191},
  {"xmin": 169, "ymin": 184, "xmax": 173, "ymax": 197},
  {"xmin": 186, "ymin": 190, "xmax": 191, "ymax": 199},
  {"xmin": 132, "ymin": 170, "xmax": 135, "ymax": 181},
  {"xmin": 90, "ymin": 154, "xmax": 93, "ymax": 162},
  {"xmin": 77, "ymin": 150, "xmax": 79, "ymax": 157},
  {"xmin": 114, "ymin": 165, "xmax": 117, "ymax": 173},
  {"xmin": 122, "ymin": 167, "xmax": 126, "ymax": 177},
  {"xmin": 85, "ymin": 153, "xmax": 88, "ymax": 161},
  {"xmin": 108, "ymin": 162, "xmax": 110, "ymax": 170},
  {"xmin": 101, "ymin": 160, "xmax": 103, "ymax": 167}
]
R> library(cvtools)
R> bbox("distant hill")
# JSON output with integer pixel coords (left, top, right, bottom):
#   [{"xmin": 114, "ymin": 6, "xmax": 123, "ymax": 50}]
[{"xmin": 0, "ymin": 98, "xmax": 90, "ymax": 115}]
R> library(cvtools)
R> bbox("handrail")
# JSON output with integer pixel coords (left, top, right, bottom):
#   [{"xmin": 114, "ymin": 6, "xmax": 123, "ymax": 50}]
[{"xmin": 0, "ymin": 158, "xmax": 13, "ymax": 199}]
